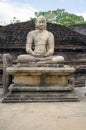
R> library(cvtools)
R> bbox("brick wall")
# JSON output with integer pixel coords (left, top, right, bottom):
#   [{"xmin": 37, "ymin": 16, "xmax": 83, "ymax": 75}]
[{"xmin": 70, "ymin": 24, "xmax": 86, "ymax": 35}]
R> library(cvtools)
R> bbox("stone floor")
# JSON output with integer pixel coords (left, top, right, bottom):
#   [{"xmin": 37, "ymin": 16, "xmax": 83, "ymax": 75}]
[{"xmin": 0, "ymin": 87, "xmax": 86, "ymax": 130}]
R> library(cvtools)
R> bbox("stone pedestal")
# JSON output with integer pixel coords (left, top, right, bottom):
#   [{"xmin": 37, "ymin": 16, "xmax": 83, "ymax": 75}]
[
  {"xmin": 7, "ymin": 66, "xmax": 75, "ymax": 86},
  {"xmin": 2, "ymin": 65, "xmax": 79, "ymax": 103}
]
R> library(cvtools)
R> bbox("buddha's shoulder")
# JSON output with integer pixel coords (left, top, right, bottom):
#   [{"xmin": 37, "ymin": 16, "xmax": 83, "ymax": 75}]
[
  {"xmin": 45, "ymin": 30, "xmax": 53, "ymax": 35},
  {"xmin": 45, "ymin": 30, "xmax": 54, "ymax": 37},
  {"xmin": 27, "ymin": 30, "xmax": 36, "ymax": 35}
]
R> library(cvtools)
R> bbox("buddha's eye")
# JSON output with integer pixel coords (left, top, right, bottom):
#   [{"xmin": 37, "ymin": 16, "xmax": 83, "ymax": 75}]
[
  {"xmin": 39, "ymin": 20, "xmax": 45, "ymax": 23},
  {"xmin": 41, "ymin": 20, "xmax": 45, "ymax": 23}
]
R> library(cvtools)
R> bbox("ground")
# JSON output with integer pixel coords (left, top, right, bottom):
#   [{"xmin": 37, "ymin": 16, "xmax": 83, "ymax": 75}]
[{"xmin": 0, "ymin": 87, "xmax": 86, "ymax": 130}]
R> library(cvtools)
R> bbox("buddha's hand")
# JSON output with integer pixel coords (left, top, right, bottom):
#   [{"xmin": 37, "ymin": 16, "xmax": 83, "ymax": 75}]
[
  {"xmin": 26, "ymin": 48, "xmax": 36, "ymax": 56},
  {"xmin": 44, "ymin": 49, "xmax": 54, "ymax": 57},
  {"xmin": 44, "ymin": 52, "xmax": 51, "ymax": 57},
  {"xmin": 35, "ymin": 53, "xmax": 41, "ymax": 57},
  {"xmin": 31, "ymin": 52, "xmax": 36, "ymax": 56}
]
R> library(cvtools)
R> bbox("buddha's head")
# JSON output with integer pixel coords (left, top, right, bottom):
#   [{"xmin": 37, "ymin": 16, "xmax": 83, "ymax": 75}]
[{"xmin": 35, "ymin": 15, "xmax": 47, "ymax": 30}]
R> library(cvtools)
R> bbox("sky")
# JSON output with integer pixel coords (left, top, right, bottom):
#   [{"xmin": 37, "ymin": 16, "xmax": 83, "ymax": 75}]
[{"xmin": 0, "ymin": 0, "xmax": 86, "ymax": 25}]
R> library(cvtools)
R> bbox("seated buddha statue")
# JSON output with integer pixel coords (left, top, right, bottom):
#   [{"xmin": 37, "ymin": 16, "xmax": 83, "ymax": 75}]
[{"xmin": 17, "ymin": 15, "xmax": 64, "ymax": 65}]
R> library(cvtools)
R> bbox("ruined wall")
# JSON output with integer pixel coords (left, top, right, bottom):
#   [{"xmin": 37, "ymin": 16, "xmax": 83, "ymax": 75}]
[
  {"xmin": 70, "ymin": 24, "xmax": 86, "ymax": 36},
  {"xmin": 0, "ymin": 22, "xmax": 86, "ymax": 86}
]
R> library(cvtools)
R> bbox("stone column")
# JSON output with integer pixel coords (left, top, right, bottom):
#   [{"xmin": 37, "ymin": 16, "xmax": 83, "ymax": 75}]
[{"xmin": 3, "ymin": 54, "xmax": 12, "ymax": 95}]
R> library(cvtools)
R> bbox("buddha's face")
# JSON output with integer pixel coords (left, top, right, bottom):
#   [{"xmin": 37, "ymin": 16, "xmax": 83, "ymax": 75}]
[{"xmin": 35, "ymin": 16, "xmax": 46, "ymax": 30}]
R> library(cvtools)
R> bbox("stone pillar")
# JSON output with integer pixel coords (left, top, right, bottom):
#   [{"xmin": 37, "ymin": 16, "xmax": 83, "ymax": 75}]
[{"xmin": 3, "ymin": 54, "xmax": 12, "ymax": 95}]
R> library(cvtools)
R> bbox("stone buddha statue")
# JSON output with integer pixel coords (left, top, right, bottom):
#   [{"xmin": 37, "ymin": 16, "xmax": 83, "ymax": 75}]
[
  {"xmin": 17, "ymin": 15, "xmax": 64, "ymax": 65},
  {"xmin": 26, "ymin": 15, "xmax": 54, "ymax": 57}
]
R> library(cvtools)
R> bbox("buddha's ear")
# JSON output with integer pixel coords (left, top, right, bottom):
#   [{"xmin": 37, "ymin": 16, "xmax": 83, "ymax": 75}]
[
  {"xmin": 35, "ymin": 20, "xmax": 37, "ymax": 24},
  {"xmin": 35, "ymin": 20, "xmax": 37, "ymax": 29},
  {"xmin": 35, "ymin": 18, "xmax": 37, "ymax": 24}
]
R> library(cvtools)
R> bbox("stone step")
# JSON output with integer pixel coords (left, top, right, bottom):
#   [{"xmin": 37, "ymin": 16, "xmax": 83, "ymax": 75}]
[
  {"xmin": 7, "ymin": 91, "xmax": 76, "ymax": 95},
  {"xmin": 2, "ymin": 91, "xmax": 79, "ymax": 103},
  {"xmin": 4, "ymin": 93, "xmax": 77, "ymax": 98},
  {"xmin": 9, "ymin": 84, "xmax": 73, "ymax": 92},
  {"xmin": 2, "ymin": 97, "xmax": 79, "ymax": 103}
]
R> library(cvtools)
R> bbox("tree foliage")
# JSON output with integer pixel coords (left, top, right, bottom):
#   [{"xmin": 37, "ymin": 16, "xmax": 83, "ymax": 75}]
[
  {"xmin": 10, "ymin": 17, "xmax": 21, "ymax": 24},
  {"xmin": 31, "ymin": 9, "xmax": 86, "ymax": 26}
]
